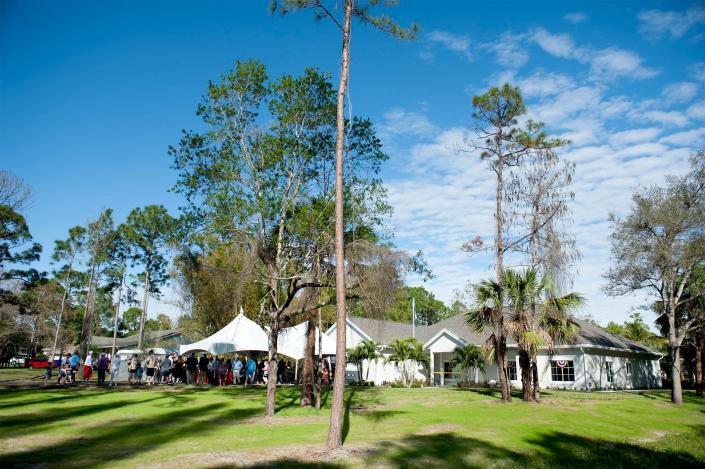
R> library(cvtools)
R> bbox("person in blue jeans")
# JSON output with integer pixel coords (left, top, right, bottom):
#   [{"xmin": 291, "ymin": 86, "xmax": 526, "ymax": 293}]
[{"xmin": 245, "ymin": 356, "xmax": 257, "ymax": 386}]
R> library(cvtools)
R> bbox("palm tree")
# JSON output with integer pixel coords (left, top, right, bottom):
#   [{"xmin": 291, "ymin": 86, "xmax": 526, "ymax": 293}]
[
  {"xmin": 465, "ymin": 277, "xmax": 509, "ymax": 398},
  {"xmin": 346, "ymin": 345, "xmax": 365, "ymax": 383},
  {"xmin": 503, "ymin": 268, "xmax": 584, "ymax": 401},
  {"xmin": 387, "ymin": 337, "xmax": 430, "ymax": 387},
  {"xmin": 452, "ymin": 344, "xmax": 485, "ymax": 384},
  {"xmin": 357, "ymin": 339, "xmax": 380, "ymax": 383}
]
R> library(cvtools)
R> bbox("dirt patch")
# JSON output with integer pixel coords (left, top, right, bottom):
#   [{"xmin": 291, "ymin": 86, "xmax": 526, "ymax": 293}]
[
  {"xmin": 637, "ymin": 431, "xmax": 667, "ymax": 443},
  {"xmin": 162, "ymin": 443, "xmax": 374, "ymax": 468},
  {"xmin": 237, "ymin": 415, "xmax": 325, "ymax": 426},
  {"xmin": 415, "ymin": 423, "xmax": 463, "ymax": 435}
]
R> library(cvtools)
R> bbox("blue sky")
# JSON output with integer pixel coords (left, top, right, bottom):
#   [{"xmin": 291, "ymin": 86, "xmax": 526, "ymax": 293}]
[{"xmin": 2, "ymin": 0, "xmax": 704, "ymax": 326}]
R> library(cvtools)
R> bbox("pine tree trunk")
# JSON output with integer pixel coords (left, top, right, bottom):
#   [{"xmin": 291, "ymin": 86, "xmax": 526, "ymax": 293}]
[
  {"xmin": 494, "ymin": 132, "xmax": 511, "ymax": 403},
  {"xmin": 51, "ymin": 264, "xmax": 73, "ymax": 361},
  {"xmin": 78, "ymin": 262, "xmax": 96, "ymax": 363},
  {"xmin": 300, "ymin": 308, "xmax": 316, "ymax": 407},
  {"xmin": 110, "ymin": 263, "xmax": 125, "ymax": 364},
  {"xmin": 695, "ymin": 341, "xmax": 702, "ymax": 397},
  {"xmin": 137, "ymin": 267, "xmax": 150, "ymax": 352},
  {"xmin": 315, "ymin": 306, "xmax": 323, "ymax": 411},
  {"xmin": 519, "ymin": 350, "xmax": 533, "ymax": 401},
  {"xmin": 264, "ymin": 320, "xmax": 279, "ymax": 417},
  {"xmin": 327, "ymin": 0, "xmax": 353, "ymax": 450}
]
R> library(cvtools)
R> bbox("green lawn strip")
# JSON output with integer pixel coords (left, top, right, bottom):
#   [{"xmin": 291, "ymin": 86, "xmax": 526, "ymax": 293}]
[{"xmin": 0, "ymin": 386, "xmax": 702, "ymax": 468}]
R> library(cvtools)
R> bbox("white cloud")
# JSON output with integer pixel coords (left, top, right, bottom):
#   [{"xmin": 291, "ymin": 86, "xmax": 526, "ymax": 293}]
[
  {"xmin": 687, "ymin": 100, "xmax": 705, "ymax": 119},
  {"xmin": 564, "ymin": 12, "xmax": 588, "ymax": 25},
  {"xmin": 517, "ymin": 70, "xmax": 575, "ymax": 98},
  {"xmin": 380, "ymin": 108, "xmax": 439, "ymax": 139},
  {"xmin": 659, "ymin": 127, "xmax": 705, "ymax": 146},
  {"xmin": 609, "ymin": 127, "xmax": 662, "ymax": 147},
  {"xmin": 530, "ymin": 28, "xmax": 578, "ymax": 59},
  {"xmin": 483, "ymin": 33, "xmax": 529, "ymax": 68},
  {"xmin": 588, "ymin": 48, "xmax": 659, "ymax": 81},
  {"xmin": 529, "ymin": 28, "xmax": 657, "ymax": 82},
  {"xmin": 426, "ymin": 30, "xmax": 472, "ymax": 60},
  {"xmin": 662, "ymin": 81, "xmax": 699, "ymax": 104},
  {"xmin": 638, "ymin": 6, "xmax": 705, "ymax": 39},
  {"xmin": 635, "ymin": 110, "xmax": 689, "ymax": 127}
]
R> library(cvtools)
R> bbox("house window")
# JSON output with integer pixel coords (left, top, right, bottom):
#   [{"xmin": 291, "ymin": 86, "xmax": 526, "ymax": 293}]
[
  {"xmin": 626, "ymin": 362, "xmax": 632, "ymax": 376},
  {"xmin": 506, "ymin": 360, "xmax": 517, "ymax": 380},
  {"xmin": 551, "ymin": 360, "xmax": 575, "ymax": 382},
  {"xmin": 605, "ymin": 362, "xmax": 614, "ymax": 383}
]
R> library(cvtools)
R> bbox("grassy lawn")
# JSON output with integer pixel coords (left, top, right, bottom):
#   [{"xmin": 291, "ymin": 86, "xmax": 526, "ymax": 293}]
[
  {"xmin": 0, "ymin": 384, "xmax": 702, "ymax": 468},
  {"xmin": 0, "ymin": 367, "xmax": 45, "ymax": 383}
]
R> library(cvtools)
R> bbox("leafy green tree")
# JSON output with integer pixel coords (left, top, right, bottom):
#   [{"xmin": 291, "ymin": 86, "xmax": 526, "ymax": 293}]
[
  {"xmin": 0, "ymin": 204, "xmax": 43, "ymax": 304},
  {"xmin": 120, "ymin": 307, "xmax": 142, "ymax": 335},
  {"xmin": 387, "ymin": 286, "xmax": 449, "ymax": 325},
  {"xmin": 452, "ymin": 344, "xmax": 484, "ymax": 384},
  {"xmin": 122, "ymin": 205, "xmax": 176, "ymax": 351},
  {"xmin": 171, "ymin": 61, "xmax": 388, "ymax": 417},
  {"xmin": 605, "ymin": 147, "xmax": 705, "ymax": 404},
  {"xmin": 156, "ymin": 313, "xmax": 173, "ymax": 330},
  {"xmin": 463, "ymin": 84, "xmax": 568, "ymax": 403}
]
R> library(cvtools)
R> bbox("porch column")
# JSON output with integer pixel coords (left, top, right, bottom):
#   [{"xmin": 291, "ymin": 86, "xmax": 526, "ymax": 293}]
[
  {"xmin": 430, "ymin": 351, "xmax": 435, "ymax": 386},
  {"xmin": 440, "ymin": 352, "xmax": 445, "ymax": 387}
]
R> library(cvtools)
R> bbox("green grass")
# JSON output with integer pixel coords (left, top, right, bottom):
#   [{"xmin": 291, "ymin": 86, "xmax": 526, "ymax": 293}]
[
  {"xmin": 0, "ymin": 367, "xmax": 45, "ymax": 383},
  {"xmin": 0, "ymin": 384, "xmax": 702, "ymax": 468}
]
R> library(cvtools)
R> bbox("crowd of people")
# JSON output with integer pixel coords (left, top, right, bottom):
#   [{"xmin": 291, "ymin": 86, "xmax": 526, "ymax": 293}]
[{"xmin": 46, "ymin": 349, "xmax": 332, "ymax": 387}]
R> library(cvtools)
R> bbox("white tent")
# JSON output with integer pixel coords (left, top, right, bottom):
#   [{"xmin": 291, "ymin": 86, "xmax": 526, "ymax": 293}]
[
  {"xmin": 179, "ymin": 313, "xmax": 269, "ymax": 356},
  {"xmin": 277, "ymin": 322, "xmax": 337, "ymax": 360}
]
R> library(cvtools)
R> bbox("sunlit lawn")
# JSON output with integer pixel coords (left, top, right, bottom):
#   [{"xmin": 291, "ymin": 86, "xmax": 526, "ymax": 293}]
[{"xmin": 0, "ymin": 383, "xmax": 703, "ymax": 468}]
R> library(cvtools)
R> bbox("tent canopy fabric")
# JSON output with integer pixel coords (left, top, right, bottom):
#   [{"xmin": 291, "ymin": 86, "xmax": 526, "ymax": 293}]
[
  {"xmin": 179, "ymin": 313, "xmax": 269, "ymax": 356},
  {"xmin": 178, "ymin": 313, "xmax": 337, "ymax": 360},
  {"xmin": 277, "ymin": 322, "xmax": 336, "ymax": 360}
]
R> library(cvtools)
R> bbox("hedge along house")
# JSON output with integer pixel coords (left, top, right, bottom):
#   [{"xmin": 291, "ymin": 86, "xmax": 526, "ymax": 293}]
[{"xmin": 326, "ymin": 315, "xmax": 662, "ymax": 390}]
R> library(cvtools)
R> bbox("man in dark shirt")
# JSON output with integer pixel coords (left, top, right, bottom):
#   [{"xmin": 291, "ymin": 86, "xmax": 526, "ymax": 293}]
[
  {"xmin": 185, "ymin": 353, "xmax": 198, "ymax": 385},
  {"xmin": 198, "ymin": 353, "xmax": 209, "ymax": 384}
]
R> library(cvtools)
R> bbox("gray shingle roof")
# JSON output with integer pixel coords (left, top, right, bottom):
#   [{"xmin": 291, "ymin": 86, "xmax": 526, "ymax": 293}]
[{"xmin": 348, "ymin": 315, "xmax": 659, "ymax": 355}]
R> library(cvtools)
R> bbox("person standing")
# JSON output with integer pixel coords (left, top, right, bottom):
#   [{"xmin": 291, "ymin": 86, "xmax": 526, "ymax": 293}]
[
  {"xmin": 160, "ymin": 354, "xmax": 172, "ymax": 384},
  {"xmin": 97, "ymin": 353, "xmax": 109, "ymax": 386},
  {"xmin": 145, "ymin": 351, "xmax": 156, "ymax": 386},
  {"xmin": 245, "ymin": 356, "xmax": 256, "ymax": 386},
  {"xmin": 44, "ymin": 361, "xmax": 52, "ymax": 386},
  {"xmin": 185, "ymin": 352, "xmax": 198, "ymax": 385},
  {"xmin": 233, "ymin": 356, "xmax": 243, "ymax": 385},
  {"xmin": 69, "ymin": 351, "xmax": 80, "ymax": 383},
  {"xmin": 128, "ymin": 354, "xmax": 138, "ymax": 385},
  {"xmin": 198, "ymin": 353, "xmax": 209, "ymax": 385},
  {"xmin": 83, "ymin": 351, "xmax": 94, "ymax": 383},
  {"xmin": 110, "ymin": 353, "xmax": 121, "ymax": 386}
]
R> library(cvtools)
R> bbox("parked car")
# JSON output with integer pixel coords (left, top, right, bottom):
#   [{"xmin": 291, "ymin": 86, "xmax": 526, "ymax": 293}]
[{"xmin": 8, "ymin": 355, "xmax": 28, "ymax": 367}]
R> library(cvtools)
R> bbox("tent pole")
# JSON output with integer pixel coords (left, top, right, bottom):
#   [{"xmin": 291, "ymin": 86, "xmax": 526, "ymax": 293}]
[{"xmin": 295, "ymin": 359, "xmax": 298, "ymax": 382}]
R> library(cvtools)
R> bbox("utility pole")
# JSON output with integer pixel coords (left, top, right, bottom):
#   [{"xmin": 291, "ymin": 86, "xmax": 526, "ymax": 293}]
[{"xmin": 412, "ymin": 296, "xmax": 416, "ymax": 339}]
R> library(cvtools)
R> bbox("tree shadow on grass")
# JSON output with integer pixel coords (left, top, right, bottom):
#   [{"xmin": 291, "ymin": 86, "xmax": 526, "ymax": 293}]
[
  {"xmin": 0, "ymin": 394, "xmax": 172, "ymax": 438},
  {"xmin": 364, "ymin": 429, "xmax": 704, "ymax": 469},
  {"xmin": 0, "ymin": 402, "xmax": 263, "ymax": 468}
]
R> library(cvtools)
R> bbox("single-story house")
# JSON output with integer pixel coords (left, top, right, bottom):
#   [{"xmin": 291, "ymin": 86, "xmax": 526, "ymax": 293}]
[{"xmin": 325, "ymin": 315, "xmax": 662, "ymax": 390}]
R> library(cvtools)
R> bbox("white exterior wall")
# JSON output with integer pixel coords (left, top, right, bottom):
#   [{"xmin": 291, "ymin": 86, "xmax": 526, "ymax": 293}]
[{"xmin": 327, "ymin": 321, "xmax": 662, "ymax": 390}]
